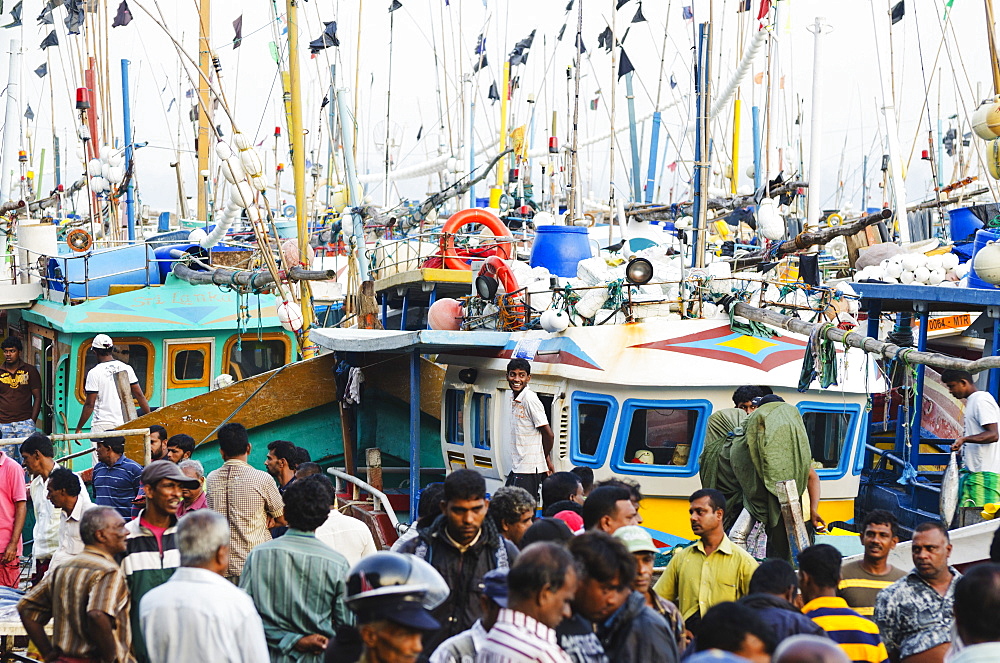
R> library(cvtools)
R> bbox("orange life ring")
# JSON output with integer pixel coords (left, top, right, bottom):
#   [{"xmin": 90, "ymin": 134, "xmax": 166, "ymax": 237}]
[
  {"xmin": 441, "ymin": 208, "xmax": 514, "ymax": 271},
  {"xmin": 479, "ymin": 256, "xmax": 525, "ymax": 328},
  {"xmin": 66, "ymin": 228, "xmax": 93, "ymax": 253}
]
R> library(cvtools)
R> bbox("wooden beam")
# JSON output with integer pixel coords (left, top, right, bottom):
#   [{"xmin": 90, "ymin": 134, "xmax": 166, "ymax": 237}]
[{"xmin": 172, "ymin": 262, "xmax": 337, "ymax": 288}]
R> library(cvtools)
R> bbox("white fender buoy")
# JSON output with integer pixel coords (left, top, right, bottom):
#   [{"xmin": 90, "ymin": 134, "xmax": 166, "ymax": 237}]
[{"xmin": 973, "ymin": 241, "xmax": 1000, "ymax": 285}]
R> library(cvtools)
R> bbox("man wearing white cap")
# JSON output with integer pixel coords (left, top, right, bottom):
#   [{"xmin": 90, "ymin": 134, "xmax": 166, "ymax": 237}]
[{"xmin": 75, "ymin": 335, "xmax": 150, "ymax": 435}]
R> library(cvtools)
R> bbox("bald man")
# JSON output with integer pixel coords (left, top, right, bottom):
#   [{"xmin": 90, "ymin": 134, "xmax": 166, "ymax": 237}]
[{"xmin": 775, "ymin": 635, "xmax": 850, "ymax": 663}]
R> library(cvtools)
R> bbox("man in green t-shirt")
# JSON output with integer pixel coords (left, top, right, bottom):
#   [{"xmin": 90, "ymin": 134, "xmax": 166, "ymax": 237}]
[{"xmin": 838, "ymin": 509, "xmax": 906, "ymax": 618}]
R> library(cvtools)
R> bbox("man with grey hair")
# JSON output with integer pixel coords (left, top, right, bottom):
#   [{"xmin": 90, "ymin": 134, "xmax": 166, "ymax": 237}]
[
  {"xmin": 176, "ymin": 459, "xmax": 207, "ymax": 516},
  {"xmin": 18, "ymin": 506, "xmax": 133, "ymax": 663},
  {"xmin": 774, "ymin": 635, "xmax": 850, "ymax": 663},
  {"xmin": 140, "ymin": 510, "xmax": 269, "ymax": 663}
]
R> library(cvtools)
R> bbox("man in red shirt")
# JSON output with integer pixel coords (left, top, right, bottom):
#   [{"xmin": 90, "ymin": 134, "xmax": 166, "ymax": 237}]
[{"xmin": 0, "ymin": 337, "xmax": 40, "ymax": 464}]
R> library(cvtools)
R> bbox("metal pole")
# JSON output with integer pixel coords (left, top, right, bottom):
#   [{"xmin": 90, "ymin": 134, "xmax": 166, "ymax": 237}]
[
  {"xmin": 469, "ymin": 93, "xmax": 476, "ymax": 208},
  {"xmin": 408, "ymin": 350, "xmax": 421, "ymax": 523},
  {"xmin": 883, "ymin": 104, "xmax": 910, "ymax": 243},
  {"xmin": 752, "ymin": 105, "xmax": 762, "ymax": 190},
  {"xmin": 731, "ymin": 99, "xmax": 741, "ymax": 196},
  {"xmin": 645, "ymin": 112, "xmax": 661, "ymax": 204},
  {"xmin": 0, "ymin": 40, "xmax": 20, "ymax": 203},
  {"xmin": 806, "ymin": 18, "xmax": 827, "ymax": 227},
  {"xmin": 196, "ymin": 0, "xmax": 211, "ymax": 223},
  {"xmin": 121, "ymin": 59, "xmax": 136, "ymax": 241},
  {"xmin": 336, "ymin": 88, "xmax": 369, "ymax": 281},
  {"xmin": 490, "ymin": 62, "xmax": 510, "ymax": 209},
  {"xmin": 626, "ymin": 72, "xmax": 641, "ymax": 202}
]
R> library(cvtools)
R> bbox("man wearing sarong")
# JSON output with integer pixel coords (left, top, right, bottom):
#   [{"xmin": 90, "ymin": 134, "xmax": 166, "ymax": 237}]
[{"xmin": 943, "ymin": 370, "xmax": 1000, "ymax": 508}]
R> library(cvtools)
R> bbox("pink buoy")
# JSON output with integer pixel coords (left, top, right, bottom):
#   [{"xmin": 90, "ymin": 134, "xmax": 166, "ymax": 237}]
[{"xmin": 427, "ymin": 298, "xmax": 464, "ymax": 331}]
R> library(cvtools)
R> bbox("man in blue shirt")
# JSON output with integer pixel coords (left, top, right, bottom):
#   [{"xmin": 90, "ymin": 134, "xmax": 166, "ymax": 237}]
[{"xmin": 92, "ymin": 436, "xmax": 142, "ymax": 520}]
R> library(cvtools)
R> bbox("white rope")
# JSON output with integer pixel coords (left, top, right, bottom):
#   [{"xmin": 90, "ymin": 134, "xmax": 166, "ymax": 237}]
[{"xmin": 684, "ymin": 28, "xmax": 767, "ymax": 135}]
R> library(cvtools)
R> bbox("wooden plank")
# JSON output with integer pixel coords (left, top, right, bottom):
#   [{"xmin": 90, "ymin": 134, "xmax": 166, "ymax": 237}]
[
  {"xmin": 114, "ymin": 371, "xmax": 136, "ymax": 424},
  {"xmin": 776, "ymin": 479, "xmax": 811, "ymax": 564},
  {"xmin": 374, "ymin": 268, "xmax": 472, "ymax": 295}
]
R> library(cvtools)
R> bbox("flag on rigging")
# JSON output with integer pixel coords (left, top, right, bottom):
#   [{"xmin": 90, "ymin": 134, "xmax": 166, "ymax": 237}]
[
  {"xmin": 682, "ymin": 6, "xmax": 693, "ymax": 20},
  {"xmin": 632, "ymin": 4, "xmax": 646, "ymax": 23},
  {"xmin": 112, "ymin": 1, "xmax": 132, "ymax": 27},
  {"xmin": 575, "ymin": 33, "xmax": 586, "ymax": 54},
  {"xmin": 508, "ymin": 29, "xmax": 535, "ymax": 66},
  {"xmin": 890, "ymin": 1, "xmax": 904, "ymax": 24},
  {"xmin": 488, "ymin": 81, "xmax": 500, "ymax": 102},
  {"xmin": 416, "ymin": 125, "xmax": 422, "ymax": 141},
  {"xmin": 597, "ymin": 26, "xmax": 613, "ymax": 53},
  {"xmin": 37, "ymin": 4, "xmax": 52, "ymax": 25},
  {"xmin": 737, "ymin": 0, "xmax": 752, "ymax": 11},
  {"xmin": 557, "ymin": 24, "xmax": 566, "ymax": 41},
  {"xmin": 4, "ymin": 1, "xmax": 21, "ymax": 28},
  {"xmin": 473, "ymin": 35, "xmax": 488, "ymax": 72},
  {"xmin": 618, "ymin": 48, "xmax": 634, "ymax": 79},
  {"xmin": 39, "ymin": 30, "xmax": 58, "ymax": 49},
  {"xmin": 309, "ymin": 21, "xmax": 339, "ymax": 54},
  {"xmin": 616, "ymin": 0, "xmax": 629, "ymax": 8},
  {"xmin": 670, "ymin": 74, "xmax": 677, "ymax": 89},
  {"xmin": 232, "ymin": 15, "xmax": 243, "ymax": 47},
  {"xmin": 24, "ymin": 105, "xmax": 33, "ymax": 121},
  {"xmin": 65, "ymin": 0, "xmax": 84, "ymax": 34},
  {"xmin": 34, "ymin": 62, "xmax": 46, "ymax": 77},
  {"xmin": 565, "ymin": 0, "xmax": 573, "ymax": 11},
  {"xmin": 389, "ymin": 0, "xmax": 402, "ymax": 12},
  {"xmin": 756, "ymin": 0, "xmax": 770, "ymax": 20},
  {"xmin": 167, "ymin": 98, "xmax": 175, "ymax": 112},
  {"xmin": 590, "ymin": 97, "xmax": 598, "ymax": 110}
]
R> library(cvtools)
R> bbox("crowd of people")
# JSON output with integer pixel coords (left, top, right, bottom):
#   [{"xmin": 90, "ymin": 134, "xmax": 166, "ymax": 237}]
[{"xmin": 0, "ymin": 343, "xmax": 997, "ymax": 663}]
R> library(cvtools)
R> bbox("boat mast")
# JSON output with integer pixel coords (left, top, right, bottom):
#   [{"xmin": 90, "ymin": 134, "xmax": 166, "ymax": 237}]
[
  {"xmin": 805, "ymin": 17, "xmax": 828, "ymax": 227},
  {"xmin": 0, "ymin": 40, "xmax": 19, "ymax": 204},
  {"xmin": 286, "ymin": 0, "xmax": 314, "ymax": 348},
  {"xmin": 197, "ymin": 0, "xmax": 211, "ymax": 223},
  {"xmin": 566, "ymin": 0, "xmax": 583, "ymax": 221}
]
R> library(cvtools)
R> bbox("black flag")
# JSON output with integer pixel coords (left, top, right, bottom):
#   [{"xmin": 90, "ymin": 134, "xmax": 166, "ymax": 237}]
[
  {"xmin": 473, "ymin": 33, "xmax": 487, "ymax": 72},
  {"xmin": 39, "ymin": 29, "xmax": 58, "ymax": 49},
  {"xmin": 616, "ymin": 0, "xmax": 629, "ymax": 8},
  {"xmin": 565, "ymin": 0, "xmax": 573, "ymax": 10},
  {"xmin": 508, "ymin": 29, "xmax": 535, "ymax": 66},
  {"xmin": 36, "ymin": 4, "xmax": 52, "ymax": 24},
  {"xmin": 575, "ymin": 33, "xmax": 586, "ymax": 54},
  {"xmin": 488, "ymin": 81, "xmax": 500, "ymax": 102},
  {"xmin": 65, "ymin": 0, "xmax": 84, "ymax": 34},
  {"xmin": 890, "ymin": 0, "xmax": 904, "ymax": 24},
  {"xmin": 473, "ymin": 52, "xmax": 487, "ymax": 72},
  {"xmin": 112, "ymin": 0, "xmax": 132, "ymax": 27},
  {"xmin": 416, "ymin": 125, "xmax": 422, "ymax": 140},
  {"xmin": 308, "ymin": 21, "xmax": 339, "ymax": 54},
  {"xmin": 617, "ymin": 48, "xmax": 634, "ymax": 79},
  {"xmin": 557, "ymin": 24, "xmax": 566, "ymax": 41},
  {"xmin": 34, "ymin": 62, "xmax": 46, "ymax": 77},
  {"xmin": 632, "ymin": 4, "xmax": 646, "ymax": 22},
  {"xmin": 24, "ymin": 104, "xmax": 33, "ymax": 121},
  {"xmin": 232, "ymin": 15, "xmax": 243, "ymax": 48},
  {"xmin": 4, "ymin": 1, "xmax": 21, "ymax": 28},
  {"xmin": 597, "ymin": 26, "xmax": 613, "ymax": 52},
  {"xmin": 389, "ymin": 0, "xmax": 402, "ymax": 11}
]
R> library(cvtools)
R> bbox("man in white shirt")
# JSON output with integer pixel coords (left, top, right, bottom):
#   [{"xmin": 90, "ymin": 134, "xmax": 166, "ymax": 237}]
[
  {"xmin": 314, "ymin": 494, "xmax": 378, "ymax": 567},
  {"xmin": 74, "ymin": 334, "xmax": 151, "ymax": 434},
  {"xmin": 944, "ymin": 370, "xmax": 1000, "ymax": 507},
  {"xmin": 46, "ymin": 466, "xmax": 94, "ymax": 569},
  {"xmin": 140, "ymin": 509, "xmax": 269, "ymax": 663},
  {"xmin": 504, "ymin": 358, "xmax": 554, "ymax": 501},
  {"xmin": 20, "ymin": 433, "xmax": 61, "ymax": 584}
]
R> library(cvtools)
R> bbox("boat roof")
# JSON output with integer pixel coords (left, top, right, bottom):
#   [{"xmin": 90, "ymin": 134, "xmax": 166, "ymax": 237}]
[
  {"xmin": 22, "ymin": 275, "xmax": 283, "ymax": 334},
  {"xmin": 852, "ymin": 282, "xmax": 1000, "ymax": 313},
  {"xmin": 310, "ymin": 328, "xmax": 511, "ymax": 354}
]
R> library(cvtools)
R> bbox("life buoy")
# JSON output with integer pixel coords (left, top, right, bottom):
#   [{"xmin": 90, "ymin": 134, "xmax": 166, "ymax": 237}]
[
  {"xmin": 479, "ymin": 256, "xmax": 525, "ymax": 328},
  {"xmin": 441, "ymin": 208, "xmax": 514, "ymax": 271},
  {"xmin": 66, "ymin": 228, "xmax": 92, "ymax": 253}
]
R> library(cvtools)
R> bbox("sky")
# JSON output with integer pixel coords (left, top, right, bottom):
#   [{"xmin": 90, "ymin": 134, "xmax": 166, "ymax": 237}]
[{"xmin": 0, "ymin": 0, "xmax": 996, "ymax": 220}]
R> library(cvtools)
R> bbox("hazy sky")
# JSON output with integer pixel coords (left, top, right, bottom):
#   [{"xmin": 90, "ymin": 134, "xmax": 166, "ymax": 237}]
[{"xmin": 0, "ymin": 0, "xmax": 996, "ymax": 218}]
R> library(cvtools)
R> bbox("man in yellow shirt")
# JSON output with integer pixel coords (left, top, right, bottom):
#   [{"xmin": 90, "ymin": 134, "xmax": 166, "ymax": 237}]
[{"xmin": 653, "ymin": 488, "xmax": 757, "ymax": 632}]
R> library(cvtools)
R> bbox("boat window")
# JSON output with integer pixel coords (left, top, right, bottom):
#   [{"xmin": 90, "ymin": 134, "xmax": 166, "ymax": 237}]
[
  {"xmin": 172, "ymin": 349, "xmax": 206, "ymax": 383},
  {"xmin": 445, "ymin": 389, "xmax": 465, "ymax": 446},
  {"xmin": 796, "ymin": 401, "xmax": 861, "ymax": 478},
  {"xmin": 222, "ymin": 334, "xmax": 290, "ymax": 381},
  {"xmin": 472, "ymin": 393, "xmax": 491, "ymax": 450},
  {"xmin": 569, "ymin": 392, "xmax": 619, "ymax": 466},
  {"xmin": 611, "ymin": 399, "xmax": 712, "ymax": 477},
  {"xmin": 76, "ymin": 337, "xmax": 154, "ymax": 403}
]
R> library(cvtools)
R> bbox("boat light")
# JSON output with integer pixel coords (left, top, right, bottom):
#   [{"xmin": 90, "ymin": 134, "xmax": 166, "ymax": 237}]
[
  {"xmin": 75, "ymin": 87, "xmax": 90, "ymax": 110},
  {"xmin": 625, "ymin": 257, "xmax": 654, "ymax": 285}
]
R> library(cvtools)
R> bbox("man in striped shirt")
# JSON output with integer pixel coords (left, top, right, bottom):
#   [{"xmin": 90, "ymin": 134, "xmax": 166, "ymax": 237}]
[
  {"xmin": 479, "ymin": 541, "xmax": 577, "ymax": 663},
  {"xmin": 18, "ymin": 506, "xmax": 134, "ymax": 663},
  {"xmin": 92, "ymin": 436, "xmax": 142, "ymax": 520},
  {"xmin": 799, "ymin": 544, "xmax": 888, "ymax": 663},
  {"xmin": 838, "ymin": 510, "xmax": 905, "ymax": 618}
]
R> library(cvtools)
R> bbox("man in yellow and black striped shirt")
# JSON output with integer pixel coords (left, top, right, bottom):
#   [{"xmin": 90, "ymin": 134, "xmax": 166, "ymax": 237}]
[{"xmin": 838, "ymin": 510, "xmax": 905, "ymax": 618}]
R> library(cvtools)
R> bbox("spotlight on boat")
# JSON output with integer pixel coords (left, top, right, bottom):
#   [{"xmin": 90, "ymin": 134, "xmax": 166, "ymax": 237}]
[
  {"xmin": 458, "ymin": 368, "xmax": 478, "ymax": 385},
  {"xmin": 475, "ymin": 274, "xmax": 499, "ymax": 300},
  {"xmin": 625, "ymin": 258, "xmax": 654, "ymax": 285}
]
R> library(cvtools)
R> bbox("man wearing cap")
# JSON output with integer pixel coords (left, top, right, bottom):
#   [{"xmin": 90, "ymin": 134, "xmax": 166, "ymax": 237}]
[
  {"xmin": 430, "ymin": 568, "xmax": 508, "ymax": 663},
  {"xmin": 121, "ymin": 459, "xmax": 200, "ymax": 663},
  {"xmin": 615, "ymin": 526, "xmax": 686, "ymax": 650},
  {"xmin": 75, "ymin": 334, "xmax": 151, "ymax": 435},
  {"xmin": 140, "ymin": 510, "xmax": 269, "ymax": 663}
]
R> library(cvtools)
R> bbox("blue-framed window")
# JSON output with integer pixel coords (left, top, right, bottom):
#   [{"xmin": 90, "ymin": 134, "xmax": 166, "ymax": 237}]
[
  {"xmin": 853, "ymin": 410, "xmax": 870, "ymax": 475},
  {"xmin": 796, "ymin": 401, "xmax": 862, "ymax": 480},
  {"xmin": 445, "ymin": 389, "xmax": 465, "ymax": 445},
  {"xmin": 472, "ymin": 393, "xmax": 492, "ymax": 450},
  {"xmin": 610, "ymin": 399, "xmax": 712, "ymax": 477},
  {"xmin": 569, "ymin": 392, "xmax": 619, "ymax": 466}
]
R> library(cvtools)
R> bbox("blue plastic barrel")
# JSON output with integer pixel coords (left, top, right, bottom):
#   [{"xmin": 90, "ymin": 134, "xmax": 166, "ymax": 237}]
[
  {"xmin": 968, "ymin": 229, "xmax": 1000, "ymax": 289},
  {"xmin": 949, "ymin": 207, "xmax": 984, "ymax": 242},
  {"xmin": 529, "ymin": 225, "xmax": 593, "ymax": 277},
  {"xmin": 153, "ymin": 243, "xmax": 199, "ymax": 283}
]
